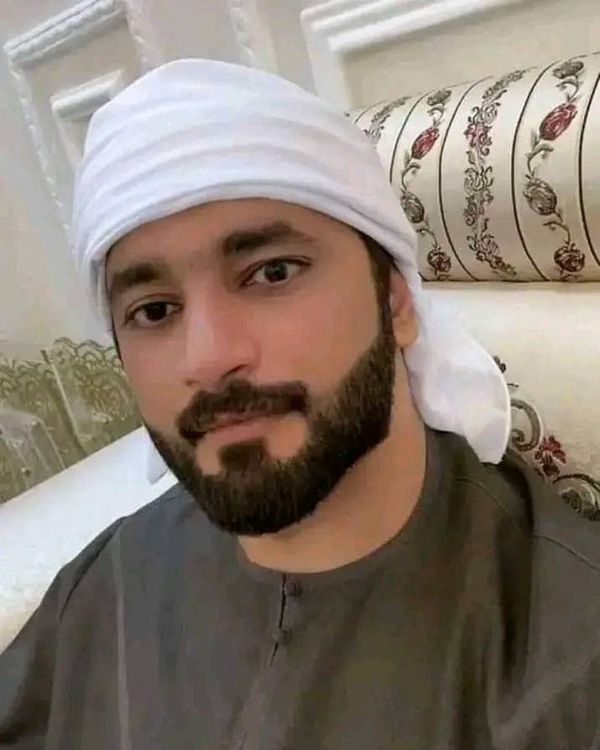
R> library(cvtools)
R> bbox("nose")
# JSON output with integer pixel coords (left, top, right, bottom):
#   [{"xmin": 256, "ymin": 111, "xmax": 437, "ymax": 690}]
[{"xmin": 178, "ymin": 291, "xmax": 258, "ymax": 391}]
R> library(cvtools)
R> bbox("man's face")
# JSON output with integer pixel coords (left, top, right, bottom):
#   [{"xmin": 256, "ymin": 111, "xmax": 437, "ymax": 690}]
[{"xmin": 107, "ymin": 198, "xmax": 417, "ymax": 535}]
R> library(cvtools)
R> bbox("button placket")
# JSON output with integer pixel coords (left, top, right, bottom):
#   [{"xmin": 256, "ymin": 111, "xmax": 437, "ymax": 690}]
[{"xmin": 271, "ymin": 575, "xmax": 304, "ymax": 655}]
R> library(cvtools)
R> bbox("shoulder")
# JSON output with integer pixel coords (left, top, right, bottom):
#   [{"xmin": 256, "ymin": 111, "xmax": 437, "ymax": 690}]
[
  {"xmin": 444, "ymin": 430, "xmax": 600, "ymax": 572},
  {"xmin": 434, "ymin": 427, "xmax": 600, "ymax": 636},
  {"xmin": 455, "ymin": 436, "xmax": 600, "ymax": 630},
  {"xmin": 50, "ymin": 483, "xmax": 208, "ymax": 616},
  {"xmin": 430, "ymin": 429, "xmax": 599, "ymax": 605},
  {"xmin": 435, "ymin": 430, "xmax": 600, "ymax": 742}
]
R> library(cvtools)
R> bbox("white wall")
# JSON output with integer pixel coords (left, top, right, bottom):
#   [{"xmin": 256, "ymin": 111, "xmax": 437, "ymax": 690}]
[
  {"xmin": 345, "ymin": 0, "xmax": 600, "ymax": 105},
  {"xmin": 0, "ymin": 42, "xmax": 98, "ymax": 348}
]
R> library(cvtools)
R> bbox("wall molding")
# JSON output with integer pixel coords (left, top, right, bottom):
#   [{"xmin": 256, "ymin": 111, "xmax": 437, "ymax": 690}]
[
  {"xmin": 227, "ymin": 0, "xmax": 279, "ymax": 72},
  {"xmin": 4, "ymin": 65, "xmax": 66, "ymax": 226},
  {"xmin": 2, "ymin": 0, "xmax": 134, "ymax": 231},
  {"xmin": 123, "ymin": 0, "xmax": 165, "ymax": 72},
  {"xmin": 51, "ymin": 70, "xmax": 126, "ymax": 168},
  {"xmin": 50, "ymin": 70, "xmax": 124, "ymax": 123},
  {"xmin": 4, "ymin": 0, "xmax": 125, "ymax": 68},
  {"xmin": 301, "ymin": 0, "xmax": 528, "ymax": 108}
]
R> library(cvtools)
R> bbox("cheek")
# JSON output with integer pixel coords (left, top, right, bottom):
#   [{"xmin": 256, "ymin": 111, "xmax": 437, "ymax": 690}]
[
  {"xmin": 263, "ymin": 283, "xmax": 378, "ymax": 390},
  {"xmin": 120, "ymin": 343, "xmax": 180, "ymax": 427}
]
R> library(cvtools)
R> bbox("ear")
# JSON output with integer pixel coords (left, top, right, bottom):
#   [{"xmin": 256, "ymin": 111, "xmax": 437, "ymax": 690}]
[{"xmin": 388, "ymin": 271, "xmax": 418, "ymax": 349}]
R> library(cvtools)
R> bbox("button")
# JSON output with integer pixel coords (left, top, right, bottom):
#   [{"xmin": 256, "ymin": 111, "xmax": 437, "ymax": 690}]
[
  {"xmin": 284, "ymin": 579, "xmax": 303, "ymax": 599},
  {"xmin": 276, "ymin": 628, "xmax": 291, "ymax": 646}
]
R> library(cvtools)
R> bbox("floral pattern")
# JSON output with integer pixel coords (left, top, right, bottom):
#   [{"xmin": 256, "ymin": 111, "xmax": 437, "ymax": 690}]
[
  {"xmin": 463, "ymin": 71, "xmax": 527, "ymax": 277},
  {"xmin": 523, "ymin": 58, "xmax": 586, "ymax": 279},
  {"xmin": 363, "ymin": 96, "xmax": 411, "ymax": 145},
  {"xmin": 399, "ymin": 89, "xmax": 453, "ymax": 279},
  {"xmin": 523, "ymin": 178, "xmax": 557, "ymax": 216},
  {"xmin": 534, "ymin": 435, "xmax": 567, "ymax": 478},
  {"xmin": 348, "ymin": 51, "xmax": 600, "ymax": 281},
  {"xmin": 539, "ymin": 101, "xmax": 578, "ymax": 141},
  {"xmin": 494, "ymin": 356, "xmax": 600, "ymax": 521},
  {"xmin": 552, "ymin": 59, "xmax": 585, "ymax": 80},
  {"xmin": 411, "ymin": 125, "xmax": 440, "ymax": 159}
]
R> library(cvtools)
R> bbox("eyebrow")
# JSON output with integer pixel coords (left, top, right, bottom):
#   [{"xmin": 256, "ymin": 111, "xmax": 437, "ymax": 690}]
[
  {"xmin": 107, "ymin": 261, "xmax": 167, "ymax": 308},
  {"xmin": 222, "ymin": 221, "xmax": 314, "ymax": 259},
  {"xmin": 107, "ymin": 221, "xmax": 315, "ymax": 307}
]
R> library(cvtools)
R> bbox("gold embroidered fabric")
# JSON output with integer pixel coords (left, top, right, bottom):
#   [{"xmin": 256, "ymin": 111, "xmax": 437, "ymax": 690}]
[{"xmin": 0, "ymin": 338, "xmax": 140, "ymax": 504}]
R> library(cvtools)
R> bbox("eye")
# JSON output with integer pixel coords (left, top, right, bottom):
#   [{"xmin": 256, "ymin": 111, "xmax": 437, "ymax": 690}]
[
  {"xmin": 246, "ymin": 258, "xmax": 307, "ymax": 287},
  {"xmin": 125, "ymin": 301, "xmax": 179, "ymax": 328}
]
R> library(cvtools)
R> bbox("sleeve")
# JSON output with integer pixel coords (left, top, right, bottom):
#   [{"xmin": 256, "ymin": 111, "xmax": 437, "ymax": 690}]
[{"xmin": 0, "ymin": 518, "xmax": 125, "ymax": 748}]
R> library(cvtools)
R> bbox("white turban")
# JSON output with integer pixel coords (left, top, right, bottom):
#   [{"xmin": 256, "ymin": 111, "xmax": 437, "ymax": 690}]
[{"xmin": 71, "ymin": 58, "xmax": 510, "ymax": 475}]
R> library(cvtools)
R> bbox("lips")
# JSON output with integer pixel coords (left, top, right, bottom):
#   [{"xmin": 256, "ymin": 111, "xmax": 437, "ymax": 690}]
[
  {"xmin": 206, "ymin": 413, "xmax": 265, "ymax": 433},
  {"xmin": 181, "ymin": 413, "xmax": 264, "ymax": 444}
]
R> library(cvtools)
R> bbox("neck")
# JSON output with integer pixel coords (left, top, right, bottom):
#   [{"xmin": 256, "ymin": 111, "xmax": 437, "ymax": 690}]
[{"xmin": 238, "ymin": 394, "xmax": 427, "ymax": 574}]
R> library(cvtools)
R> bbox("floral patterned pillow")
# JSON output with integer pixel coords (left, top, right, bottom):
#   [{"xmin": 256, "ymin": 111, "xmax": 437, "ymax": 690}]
[{"xmin": 349, "ymin": 54, "xmax": 600, "ymax": 282}]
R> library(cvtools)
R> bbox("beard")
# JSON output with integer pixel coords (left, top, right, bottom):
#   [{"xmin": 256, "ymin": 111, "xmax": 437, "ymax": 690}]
[{"xmin": 146, "ymin": 304, "xmax": 397, "ymax": 536}]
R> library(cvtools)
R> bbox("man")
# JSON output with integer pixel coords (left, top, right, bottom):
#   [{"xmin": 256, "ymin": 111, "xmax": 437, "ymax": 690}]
[{"xmin": 0, "ymin": 59, "xmax": 598, "ymax": 749}]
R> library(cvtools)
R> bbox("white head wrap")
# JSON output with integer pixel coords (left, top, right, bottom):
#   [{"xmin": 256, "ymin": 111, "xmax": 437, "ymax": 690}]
[{"xmin": 71, "ymin": 58, "xmax": 510, "ymax": 479}]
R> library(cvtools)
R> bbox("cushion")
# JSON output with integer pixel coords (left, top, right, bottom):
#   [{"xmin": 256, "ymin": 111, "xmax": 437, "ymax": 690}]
[
  {"xmin": 349, "ymin": 54, "xmax": 600, "ymax": 281},
  {"xmin": 348, "ymin": 52, "xmax": 600, "ymax": 520}
]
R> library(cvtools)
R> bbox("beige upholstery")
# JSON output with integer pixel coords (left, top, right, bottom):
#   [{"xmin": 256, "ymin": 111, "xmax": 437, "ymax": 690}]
[{"xmin": 349, "ymin": 53, "xmax": 600, "ymax": 519}]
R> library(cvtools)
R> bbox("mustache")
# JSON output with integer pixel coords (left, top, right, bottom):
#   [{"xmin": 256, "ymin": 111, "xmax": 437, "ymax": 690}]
[{"xmin": 177, "ymin": 379, "xmax": 309, "ymax": 444}]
